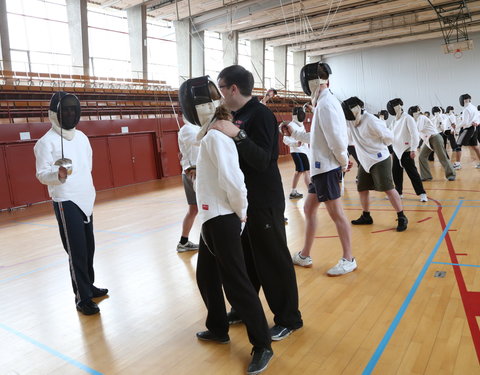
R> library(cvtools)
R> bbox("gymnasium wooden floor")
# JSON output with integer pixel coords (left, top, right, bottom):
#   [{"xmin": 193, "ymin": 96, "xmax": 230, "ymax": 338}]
[{"xmin": 1, "ymin": 153, "xmax": 480, "ymax": 375}]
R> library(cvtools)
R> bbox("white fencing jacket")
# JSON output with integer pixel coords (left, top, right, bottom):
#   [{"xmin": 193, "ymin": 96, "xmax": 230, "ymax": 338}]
[
  {"xmin": 34, "ymin": 127, "xmax": 96, "ymax": 217},
  {"xmin": 444, "ymin": 113, "xmax": 456, "ymax": 131},
  {"xmin": 195, "ymin": 128, "xmax": 247, "ymax": 225},
  {"xmin": 416, "ymin": 115, "xmax": 438, "ymax": 150},
  {"xmin": 291, "ymin": 88, "xmax": 348, "ymax": 177},
  {"xmin": 283, "ymin": 121, "xmax": 309, "ymax": 154},
  {"xmin": 459, "ymin": 103, "xmax": 479, "ymax": 129},
  {"xmin": 178, "ymin": 122, "xmax": 200, "ymax": 173},
  {"xmin": 392, "ymin": 112, "xmax": 419, "ymax": 165},
  {"xmin": 347, "ymin": 111, "xmax": 392, "ymax": 173}
]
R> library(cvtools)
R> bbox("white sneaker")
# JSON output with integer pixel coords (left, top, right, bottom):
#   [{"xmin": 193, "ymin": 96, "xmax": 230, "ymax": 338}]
[
  {"xmin": 476, "ymin": 163, "xmax": 480, "ymax": 169},
  {"xmin": 327, "ymin": 258, "xmax": 357, "ymax": 276},
  {"xmin": 292, "ymin": 251, "xmax": 312, "ymax": 268},
  {"xmin": 176, "ymin": 240, "xmax": 199, "ymax": 252},
  {"xmin": 453, "ymin": 162, "xmax": 462, "ymax": 170},
  {"xmin": 419, "ymin": 193, "xmax": 428, "ymax": 202}
]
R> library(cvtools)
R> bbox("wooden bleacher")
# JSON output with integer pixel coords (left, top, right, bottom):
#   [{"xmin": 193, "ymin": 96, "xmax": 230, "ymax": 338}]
[{"xmin": 0, "ymin": 70, "xmax": 309, "ymax": 124}]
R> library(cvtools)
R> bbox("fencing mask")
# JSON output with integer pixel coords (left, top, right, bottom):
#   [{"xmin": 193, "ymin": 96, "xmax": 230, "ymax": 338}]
[
  {"xmin": 342, "ymin": 96, "xmax": 364, "ymax": 124},
  {"xmin": 292, "ymin": 107, "xmax": 306, "ymax": 123},
  {"xmin": 50, "ymin": 92, "xmax": 81, "ymax": 130},
  {"xmin": 408, "ymin": 105, "xmax": 421, "ymax": 120},
  {"xmin": 459, "ymin": 94, "xmax": 471, "ymax": 107},
  {"xmin": 300, "ymin": 62, "xmax": 332, "ymax": 96},
  {"xmin": 386, "ymin": 98, "xmax": 403, "ymax": 116},
  {"xmin": 179, "ymin": 76, "xmax": 222, "ymax": 128},
  {"xmin": 378, "ymin": 110, "xmax": 389, "ymax": 121}
]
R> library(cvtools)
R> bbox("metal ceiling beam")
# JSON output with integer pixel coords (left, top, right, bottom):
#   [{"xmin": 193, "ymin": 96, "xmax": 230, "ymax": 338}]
[
  {"xmin": 189, "ymin": 0, "xmax": 288, "ymax": 32},
  {"xmin": 427, "ymin": 0, "xmax": 472, "ymax": 43}
]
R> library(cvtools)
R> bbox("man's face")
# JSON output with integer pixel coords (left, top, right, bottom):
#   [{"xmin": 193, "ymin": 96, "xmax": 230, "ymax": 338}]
[{"xmin": 217, "ymin": 78, "xmax": 235, "ymax": 110}]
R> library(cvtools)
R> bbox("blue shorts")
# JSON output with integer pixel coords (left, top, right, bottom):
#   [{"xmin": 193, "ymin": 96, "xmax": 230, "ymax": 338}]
[
  {"xmin": 307, "ymin": 167, "xmax": 342, "ymax": 202},
  {"xmin": 291, "ymin": 152, "xmax": 310, "ymax": 172}
]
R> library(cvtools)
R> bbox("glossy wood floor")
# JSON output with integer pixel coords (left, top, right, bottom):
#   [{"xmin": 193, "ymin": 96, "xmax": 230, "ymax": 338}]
[{"xmin": 1, "ymin": 152, "xmax": 480, "ymax": 375}]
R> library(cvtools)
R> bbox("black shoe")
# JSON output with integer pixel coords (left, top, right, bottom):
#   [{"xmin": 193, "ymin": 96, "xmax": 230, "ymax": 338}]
[
  {"xmin": 289, "ymin": 192, "xmax": 303, "ymax": 199},
  {"xmin": 351, "ymin": 214, "xmax": 373, "ymax": 225},
  {"xmin": 421, "ymin": 177, "xmax": 432, "ymax": 182},
  {"xmin": 92, "ymin": 287, "xmax": 108, "ymax": 298},
  {"xmin": 396, "ymin": 216, "xmax": 408, "ymax": 232},
  {"xmin": 196, "ymin": 330, "xmax": 230, "ymax": 344},
  {"xmin": 270, "ymin": 325, "xmax": 294, "ymax": 341},
  {"xmin": 247, "ymin": 347, "xmax": 274, "ymax": 375},
  {"xmin": 76, "ymin": 300, "xmax": 100, "ymax": 315},
  {"xmin": 227, "ymin": 310, "xmax": 243, "ymax": 325}
]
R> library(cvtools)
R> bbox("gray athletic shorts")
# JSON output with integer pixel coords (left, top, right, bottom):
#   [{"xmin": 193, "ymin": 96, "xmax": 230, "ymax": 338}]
[{"xmin": 182, "ymin": 173, "xmax": 197, "ymax": 205}]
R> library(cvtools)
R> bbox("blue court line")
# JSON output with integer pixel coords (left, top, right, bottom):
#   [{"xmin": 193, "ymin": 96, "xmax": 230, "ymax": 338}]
[
  {"xmin": 432, "ymin": 261, "xmax": 480, "ymax": 268},
  {"xmin": 5, "ymin": 220, "xmax": 144, "ymax": 237},
  {"xmin": 0, "ymin": 259, "xmax": 65, "ymax": 285},
  {"xmin": 0, "ymin": 220, "xmax": 182, "ymax": 284},
  {"xmin": 0, "ymin": 323, "xmax": 103, "ymax": 374},
  {"xmin": 362, "ymin": 199, "xmax": 464, "ymax": 375}
]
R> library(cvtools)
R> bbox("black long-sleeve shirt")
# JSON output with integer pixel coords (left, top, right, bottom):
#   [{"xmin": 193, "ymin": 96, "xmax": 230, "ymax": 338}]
[{"xmin": 232, "ymin": 97, "xmax": 285, "ymax": 209}]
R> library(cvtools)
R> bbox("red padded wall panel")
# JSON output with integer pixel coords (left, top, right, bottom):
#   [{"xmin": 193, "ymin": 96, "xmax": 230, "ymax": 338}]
[
  {"xmin": 5, "ymin": 143, "xmax": 48, "ymax": 207},
  {"xmin": 159, "ymin": 131, "xmax": 181, "ymax": 177},
  {"xmin": 0, "ymin": 146, "xmax": 13, "ymax": 210},
  {"xmin": 90, "ymin": 137, "xmax": 114, "ymax": 191},
  {"xmin": 108, "ymin": 136, "xmax": 135, "ymax": 187},
  {"xmin": 131, "ymin": 133, "xmax": 158, "ymax": 183}
]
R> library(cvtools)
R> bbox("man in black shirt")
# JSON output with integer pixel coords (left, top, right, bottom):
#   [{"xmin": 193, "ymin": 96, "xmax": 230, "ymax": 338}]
[{"xmin": 212, "ymin": 65, "xmax": 303, "ymax": 341}]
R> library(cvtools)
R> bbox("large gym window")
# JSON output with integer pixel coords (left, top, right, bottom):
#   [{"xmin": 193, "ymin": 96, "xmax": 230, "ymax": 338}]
[
  {"xmin": 6, "ymin": 0, "xmax": 71, "ymax": 74},
  {"xmin": 147, "ymin": 18, "xmax": 177, "ymax": 88}
]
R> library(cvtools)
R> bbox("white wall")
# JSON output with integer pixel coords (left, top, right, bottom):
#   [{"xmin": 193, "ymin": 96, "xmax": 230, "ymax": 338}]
[{"xmin": 325, "ymin": 32, "xmax": 480, "ymax": 116}]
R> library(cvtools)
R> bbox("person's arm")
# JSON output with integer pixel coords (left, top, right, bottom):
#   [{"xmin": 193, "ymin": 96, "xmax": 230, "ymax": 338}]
[
  {"xmin": 179, "ymin": 126, "xmax": 200, "ymax": 171},
  {"xmin": 290, "ymin": 128, "xmax": 311, "ymax": 144},
  {"xmin": 211, "ymin": 112, "xmax": 276, "ymax": 171},
  {"xmin": 370, "ymin": 116, "xmax": 393, "ymax": 146},
  {"xmin": 34, "ymin": 141, "xmax": 65, "ymax": 185},
  {"xmin": 405, "ymin": 116, "xmax": 419, "ymax": 158},
  {"xmin": 319, "ymin": 106, "xmax": 349, "ymax": 167},
  {"xmin": 282, "ymin": 134, "xmax": 298, "ymax": 147},
  {"xmin": 206, "ymin": 132, "xmax": 247, "ymax": 220}
]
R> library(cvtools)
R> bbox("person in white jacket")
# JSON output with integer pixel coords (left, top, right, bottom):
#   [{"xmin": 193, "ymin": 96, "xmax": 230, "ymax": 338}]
[
  {"xmin": 386, "ymin": 98, "xmax": 427, "ymax": 202},
  {"xmin": 176, "ymin": 120, "xmax": 200, "ymax": 252},
  {"xmin": 443, "ymin": 106, "xmax": 461, "ymax": 169},
  {"xmin": 408, "ymin": 105, "xmax": 456, "ymax": 181},
  {"xmin": 34, "ymin": 92, "xmax": 107, "ymax": 315},
  {"xmin": 343, "ymin": 97, "xmax": 408, "ymax": 232},
  {"xmin": 281, "ymin": 62, "xmax": 356, "ymax": 276},
  {"xmin": 178, "ymin": 76, "xmax": 273, "ymax": 375},
  {"xmin": 456, "ymin": 94, "xmax": 480, "ymax": 168},
  {"xmin": 281, "ymin": 107, "xmax": 310, "ymax": 199}
]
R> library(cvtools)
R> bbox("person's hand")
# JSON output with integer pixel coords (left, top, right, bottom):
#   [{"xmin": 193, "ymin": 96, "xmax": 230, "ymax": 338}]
[
  {"xmin": 279, "ymin": 122, "xmax": 293, "ymax": 136},
  {"xmin": 186, "ymin": 168, "xmax": 196, "ymax": 180},
  {"xmin": 210, "ymin": 119, "xmax": 240, "ymax": 137},
  {"xmin": 58, "ymin": 166, "xmax": 68, "ymax": 181},
  {"xmin": 343, "ymin": 161, "xmax": 353, "ymax": 172},
  {"xmin": 410, "ymin": 151, "xmax": 416, "ymax": 159},
  {"xmin": 297, "ymin": 141, "xmax": 302, "ymax": 147}
]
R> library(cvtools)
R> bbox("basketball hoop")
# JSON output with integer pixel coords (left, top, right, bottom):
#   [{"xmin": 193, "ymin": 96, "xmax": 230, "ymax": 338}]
[{"xmin": 454, "ymin": 49, "xmax": 463, "ymax": 59}]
